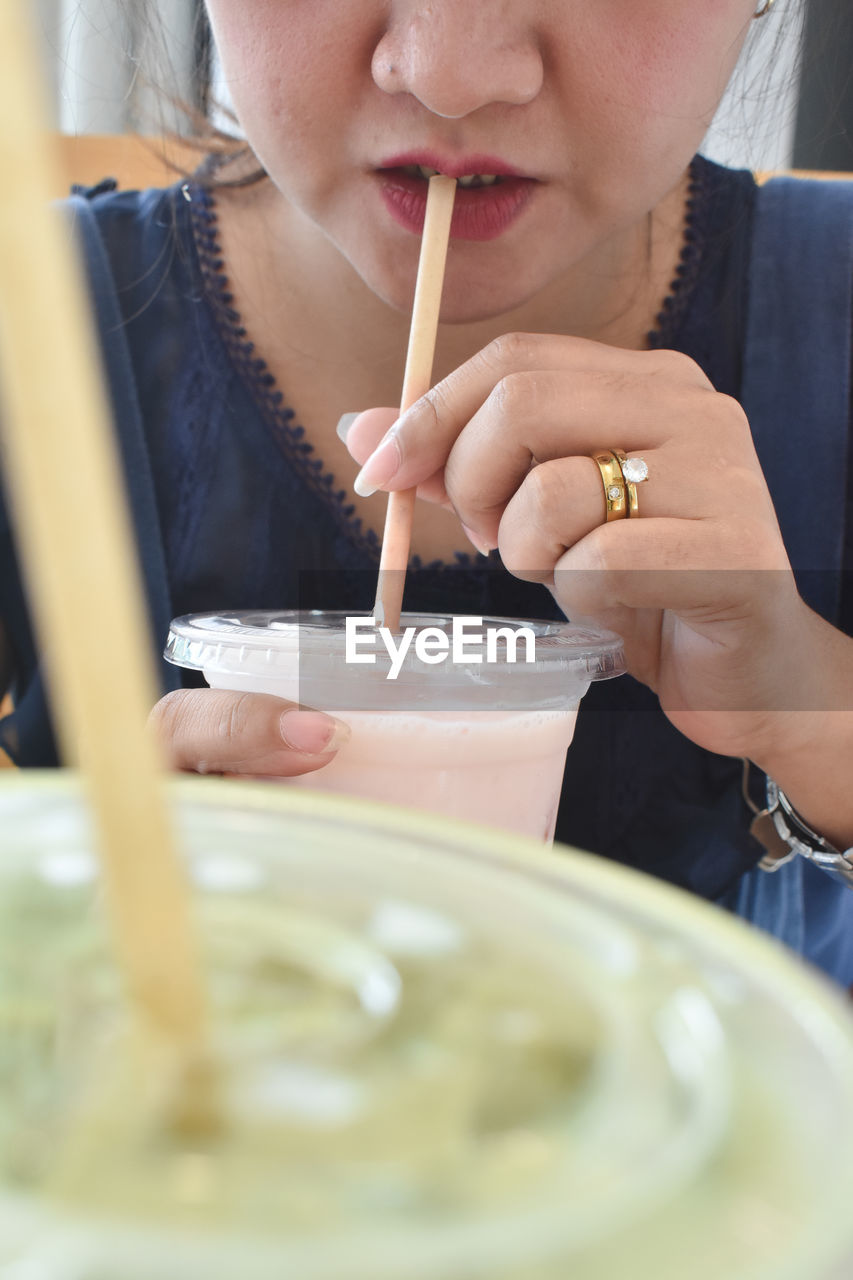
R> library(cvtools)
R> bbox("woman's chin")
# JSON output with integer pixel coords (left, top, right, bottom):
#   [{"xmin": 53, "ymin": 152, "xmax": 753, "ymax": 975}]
[{"xmin": 363, "ymin": 264, "xmax": 547, "ymax": 327}]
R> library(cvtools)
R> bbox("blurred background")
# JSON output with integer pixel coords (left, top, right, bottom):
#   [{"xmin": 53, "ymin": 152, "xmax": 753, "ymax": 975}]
[{"xmin": 32, "ymin": 0, "xmax": 853, "ymax": 173}]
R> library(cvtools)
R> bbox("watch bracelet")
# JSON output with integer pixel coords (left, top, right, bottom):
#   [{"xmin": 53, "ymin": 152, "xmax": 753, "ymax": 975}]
[{"xmin": 764, "ymin": 777, "xmax": 853, "ymax": 889}]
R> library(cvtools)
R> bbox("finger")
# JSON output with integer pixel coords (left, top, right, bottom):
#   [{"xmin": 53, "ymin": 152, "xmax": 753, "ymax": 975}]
[
  {"xmin": 353, "ymin": 338, "xmax": 710, "ymax": 496},
  {"xmin": 552, "ymin": 514, "xmax": 792, "ymax": 612},
  {"xmin": 550, "ymin": 519, "xmax": 800, "ymax": 717},
  {"xmin": 498, "ymin": 440, "xmax": 790, "ymax": 587},
  {"xmin": 496, "ymin": 448, "xmax": 699, "ymax": 577},
  {"xmin": 343, "ymin": 408, "xmax": 399, "ymax": 464},
  {"xmin": 495, "ymin": 456, "xmax": 607, "ymax": 579},
  {"xmin": 149, "ymin": 688, "xmax": 350, "ymax": 777},
  {"xmin": 343, "ymin": 408, "xmax": 452, "ymax": 507},
  {"xmin": 448, "ymin": 379, "xmax": 763, "ymax": 547},
  {"xmin": 472, "ymin": 390, "xmax": 770, "ymax": 555}
]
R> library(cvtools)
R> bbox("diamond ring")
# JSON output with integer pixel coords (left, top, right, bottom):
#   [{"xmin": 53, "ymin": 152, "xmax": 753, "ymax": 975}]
[{"xmin": 612, "ymin": 450, "xmax": 648, "ymax": 517}]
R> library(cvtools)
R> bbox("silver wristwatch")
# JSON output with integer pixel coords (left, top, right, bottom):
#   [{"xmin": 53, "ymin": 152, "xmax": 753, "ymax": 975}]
[{"xmin": 757, "ymin": 777, "xmax": 853, "ymax": 890}]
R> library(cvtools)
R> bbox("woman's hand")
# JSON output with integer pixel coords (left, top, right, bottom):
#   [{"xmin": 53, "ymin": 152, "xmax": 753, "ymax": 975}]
[
  {"xmin": 148, "ymin": 688, "xmax": 349, "ymax": 779},
  {"xmin": 345, "ymin": 334, "xmax": 843, "ymax": 770}
]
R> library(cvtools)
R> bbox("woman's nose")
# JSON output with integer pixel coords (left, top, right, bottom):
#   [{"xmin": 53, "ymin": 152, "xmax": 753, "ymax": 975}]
[{"xmin": 372, "ymin": 3, "xmax": 544, "ymax": 119}]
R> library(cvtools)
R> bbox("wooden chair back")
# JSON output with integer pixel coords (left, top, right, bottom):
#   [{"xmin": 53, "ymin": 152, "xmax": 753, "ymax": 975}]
[{"xmin": 51, "ymin": 133, "xmax": 203, "ymax": 198}]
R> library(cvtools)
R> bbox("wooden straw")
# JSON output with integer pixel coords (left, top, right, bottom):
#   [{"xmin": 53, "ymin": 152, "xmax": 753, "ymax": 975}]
[
  {"xmin": 374, "ymin": 175, "xmax": 456, "ymax": 630},
  {"xmin": 0, "ymin": 1, "xmax": 204, "ymax": 1045}
]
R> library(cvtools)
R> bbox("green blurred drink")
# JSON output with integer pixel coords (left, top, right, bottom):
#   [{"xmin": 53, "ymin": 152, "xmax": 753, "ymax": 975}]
[{"xmin": 0, "ymin": 773, "xmax": 852, "ymax": 1279}]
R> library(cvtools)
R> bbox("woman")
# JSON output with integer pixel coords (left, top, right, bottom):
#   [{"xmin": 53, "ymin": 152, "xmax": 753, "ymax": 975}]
[{"xmin": 2, "ymin": 0, "xmax": 851, "ymax": 979}]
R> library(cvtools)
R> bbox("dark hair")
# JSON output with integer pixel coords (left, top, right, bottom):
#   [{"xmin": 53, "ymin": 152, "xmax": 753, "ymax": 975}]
[
  {"xmin": 698, "ymin": 2, "xmax": 807, "ymax": 173},
  {"xmin": 127, "ymin": 1, "xmax": 267, "ymax": 187}
]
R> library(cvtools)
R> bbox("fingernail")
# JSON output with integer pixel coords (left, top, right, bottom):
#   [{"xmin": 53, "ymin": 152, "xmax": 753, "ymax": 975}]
[
  {"xmin": 280, "ymin": 710, "xmax": 350, "ymax": 754},
  {"xmin": 353, "ymin": 435, "xmax": 401, "ymax": 498},
  {"xmin": 461, "ymin": 524, "xmax": 497, "ymax": 557},
  {"xmin": 336, "ymin": 412, "xmax": 360, "ymax": 443}
]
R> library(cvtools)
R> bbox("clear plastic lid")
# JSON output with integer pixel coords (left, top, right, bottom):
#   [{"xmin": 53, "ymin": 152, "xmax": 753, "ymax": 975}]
[{"xmin": 165, "ymin": 610, "xmax": 626, "ymax": 710}]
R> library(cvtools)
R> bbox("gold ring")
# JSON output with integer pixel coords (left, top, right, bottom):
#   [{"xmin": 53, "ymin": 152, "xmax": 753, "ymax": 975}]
[
  {"xmin": 592, "ymin": 451, "xmax": 627, "ymax": 521},
  {"xmin": 612, "ymin": 449, "xmax": 649, "ymax": 518}
]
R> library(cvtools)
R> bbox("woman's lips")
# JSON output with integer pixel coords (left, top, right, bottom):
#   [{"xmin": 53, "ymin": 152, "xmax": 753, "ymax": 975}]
[{"xmin": 376, "ymin": 168, "xmax": 537, "ymax": 241}]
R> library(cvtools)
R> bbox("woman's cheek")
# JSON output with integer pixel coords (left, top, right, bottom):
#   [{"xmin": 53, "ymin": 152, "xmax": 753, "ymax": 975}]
[{"xmin": 579, "ymin": 5, "xmax": 751, "ymax": 139}]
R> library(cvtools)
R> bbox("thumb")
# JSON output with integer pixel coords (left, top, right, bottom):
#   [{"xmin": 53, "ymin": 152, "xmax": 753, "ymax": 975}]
[{"xmin": 149, "ymin": 688, "xmax": 350, "ymax": 777}]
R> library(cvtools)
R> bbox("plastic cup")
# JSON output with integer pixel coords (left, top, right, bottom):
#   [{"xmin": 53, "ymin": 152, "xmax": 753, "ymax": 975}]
[
  {"xmin": 1, "ymin": 772, "xmax": 853, "ymax": 1279},
  {"xmin": 165, "ymin": 610, "xmax": 625, "ymax": 841}
]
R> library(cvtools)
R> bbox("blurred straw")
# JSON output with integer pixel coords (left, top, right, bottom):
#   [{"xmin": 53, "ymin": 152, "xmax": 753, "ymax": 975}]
[
  {"xmin": 0, "ymin": 0, "xmax": 204, "ymax": 1044},
  {"xmin": 374, "ymin": 175, "xmax": 456, "ymax": 631}
]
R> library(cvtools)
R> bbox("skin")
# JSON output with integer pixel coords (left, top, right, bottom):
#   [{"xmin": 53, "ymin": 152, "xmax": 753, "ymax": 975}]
[{"xmin": 141, "ymin": 1, "xmax": 853, "ymax": 849}]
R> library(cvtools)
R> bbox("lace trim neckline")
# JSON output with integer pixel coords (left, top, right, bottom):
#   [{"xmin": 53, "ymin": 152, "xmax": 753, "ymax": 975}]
[
  {"xmin": 648, "ymin": 155, "xmax": 705, "ymax": 349},
  {"xmin": 188, "ymin": 187, "xmax": 480, "ymax": 572},
  {"xmin": 187, "ymin": 156, "xmax": 706, "ymax": 566}
]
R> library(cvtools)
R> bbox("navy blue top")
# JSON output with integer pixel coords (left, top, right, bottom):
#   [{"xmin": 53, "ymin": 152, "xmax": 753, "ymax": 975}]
[{"xmin": 1, "ymin": 157, "xmax": 851, "ymax": 978}]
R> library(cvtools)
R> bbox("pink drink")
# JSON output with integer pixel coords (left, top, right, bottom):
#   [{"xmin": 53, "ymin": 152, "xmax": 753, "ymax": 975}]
[
  {"xmin": 165, "ymin": 611, "xmax": 624, "ymax": 842},
  {"xmin": 291, "ymin": 706, "xmax": 578, "ymax": 840}
]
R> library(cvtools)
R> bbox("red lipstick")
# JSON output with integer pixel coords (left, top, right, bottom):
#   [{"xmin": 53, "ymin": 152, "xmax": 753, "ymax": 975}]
[{"xmin": 376, "ymin": 151, "xmax": 537, "ymax": 241}]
